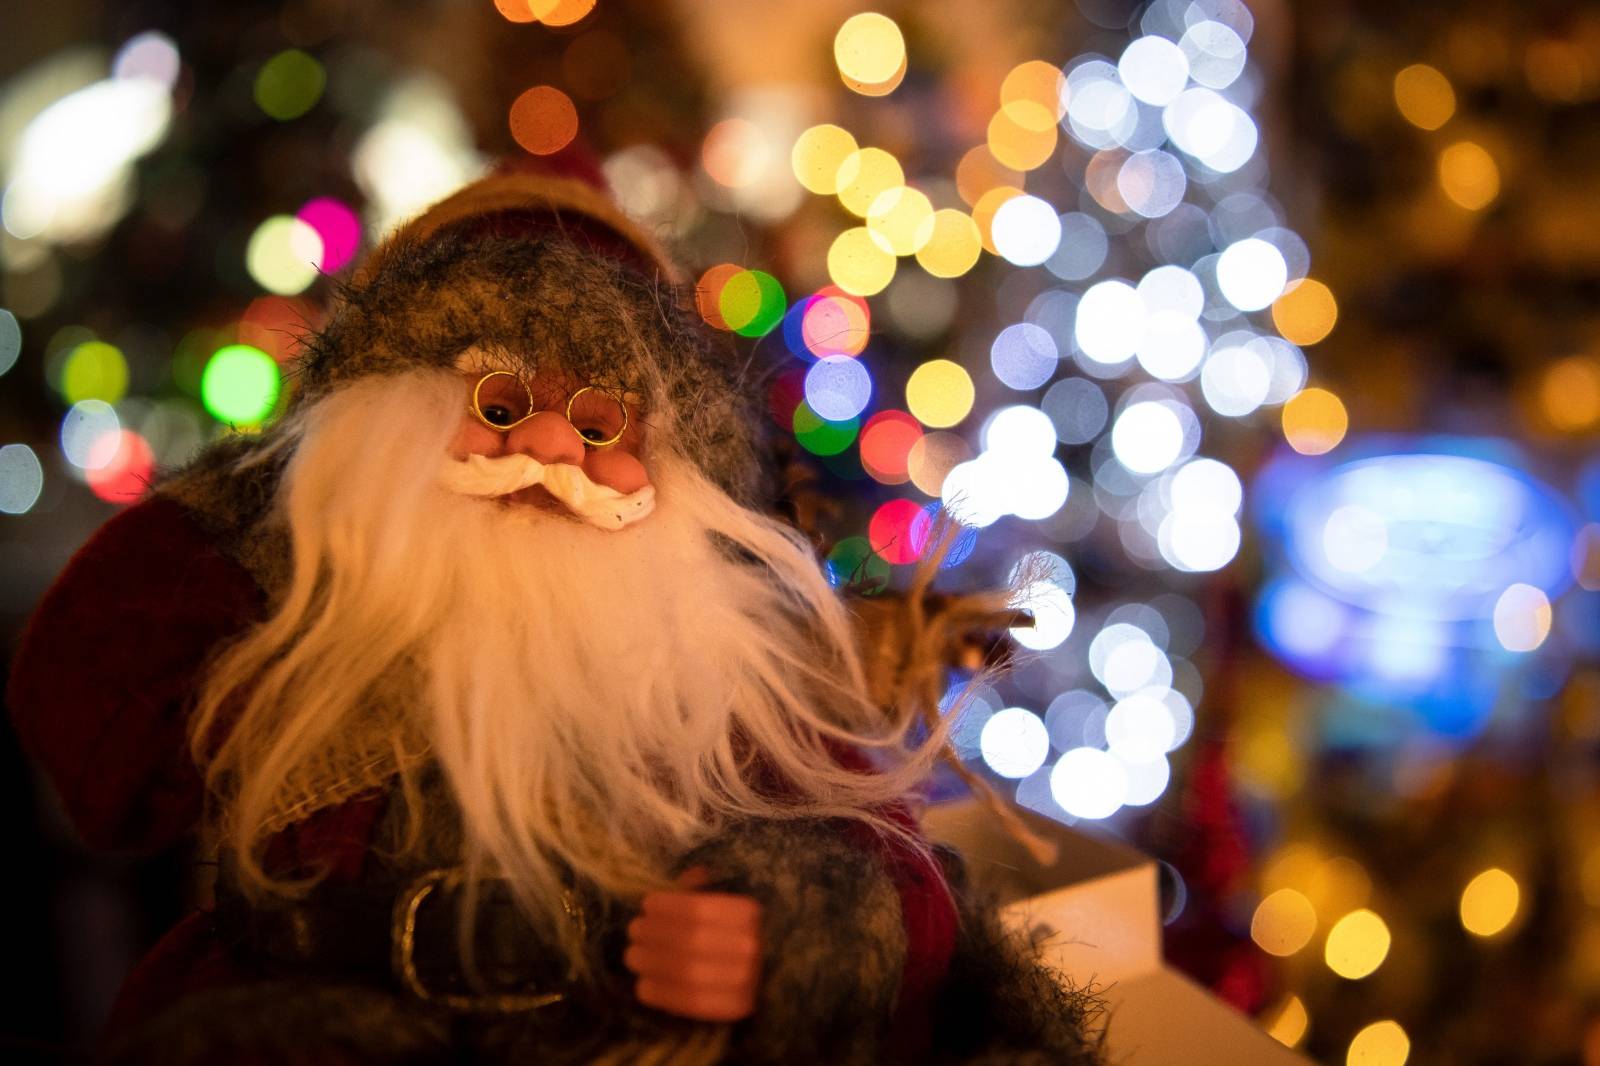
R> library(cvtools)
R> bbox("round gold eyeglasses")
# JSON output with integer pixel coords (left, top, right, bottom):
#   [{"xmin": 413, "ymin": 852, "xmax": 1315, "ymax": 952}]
[{"xmin": 468, "ymin": 371, "xmax": 629, "ymax": 448}]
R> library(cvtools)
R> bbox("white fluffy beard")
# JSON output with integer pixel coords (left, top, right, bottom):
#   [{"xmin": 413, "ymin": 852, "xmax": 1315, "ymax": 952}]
[{"xmin": 199, "ymin": 371, "xmax": 929, "ymax": 948}]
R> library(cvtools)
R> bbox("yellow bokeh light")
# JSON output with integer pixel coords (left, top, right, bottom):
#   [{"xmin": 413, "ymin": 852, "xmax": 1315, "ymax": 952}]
[
  {"xmin": 1540, "ymin": 355, "xmax": 1600, "ymax": 431},
  {"xmin": 246, "ymin": 215, "xmax": 324, "ymax": 297},
  {"xmin": 915, "ymin": 209, "xmax": 983, "ymax": 279},
  {"xmin": 955, "ymin": 145, "xmax": 1022, "ymax": 207},
  {"xmin": 1459, "ymin": 867, "xmax": 1520, "ymax": 938},
  {"xmin": 62, "ymin": 341, "xmax": 129, "ymax": 405},
  {"xmin": 1264, "ymin": 994, "xmax": 1309, "ymax": 1048},
  {"xmin": 1263, "ymin": 842, "xmax": 1324, "ymax": 896},
  {"xmin": 836, "ymin": 147, "xmax": 905, "ymax": 218},
  {"xmin": 907, "ymin": 430, "xmax": 973, "ymax": 495},
  {"xmin": 906, "ymin": 359, "xmax": 975, "ymax": 429},
  {"xmin": 1346, "ymin": 1020, "xmax": 1410, "ymax": 1066},
  {"xmin": 1325, "ymin": 908, "xmax": 1391, "ymax": 979},
  {"xmin": 530, "ymin": 0, "xmax": 596, "ymax": 28},
  {"xmin": 1393, "ymin": 63, "xmax": 1456, "ymax": 130},
  {"xmin": 1307, "ymin": 856, "xmax": 1373, "ymax": 917},
  {"xmin": 1251, "ymin": 889, "xmax": 1318, "ymax": 957},
  {"xmin": 827, "ymin": 227, "xmax": 897, "ymax": 296},
  {"xmin": 842, "ymin": 53, "xmax": 907, "ymax": 97},
  {"xmin": 1282, "ymin": 387, "xmax": 1349, "ymax": 455},
  {"xmin": 987, "ymin": 107, "xmax": 1058, "ymax": 171},
  {"xmin": 1001, "ymin": 60, "xmax": 1067, "ymax": 128},
  {"xmin": 1273, "ymin": 278, "xmax": 1339, "ymax": 346},
  {"xmin": 1438, "ymin": 141, "xmax": 1500, "ymax": 210},
  {"xmin": 867, "ymin": 186, "xmax": 935, "ymax": 256},
  {"xmin": 792, "ymin": 124, "xmax": 860, "ymax": 195},
  {"xmin": 972, "ymin": 184, "xmax": 1024, "ymax": 254},
  {"xmin": 834, "ymin": 12, "xmax": 906, "ymax": 87}
]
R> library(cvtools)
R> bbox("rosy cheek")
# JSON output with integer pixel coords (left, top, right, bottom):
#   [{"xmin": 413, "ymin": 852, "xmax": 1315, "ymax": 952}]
[
  {"xmin": 450, "ymin": 419, "xmax": 504, "ymax": 459},
  {"xmin": 585, "ymin": 448, "xmax": 650, "ymax": 494}
]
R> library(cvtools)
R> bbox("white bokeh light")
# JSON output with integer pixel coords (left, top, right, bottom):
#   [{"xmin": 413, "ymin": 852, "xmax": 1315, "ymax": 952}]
[
  {"xmin": 1119, "ymin": 754, "xmax": 1172, "ymax": 806},
  {"xmin": 1008, "ymin": 456, "xmax": 1071, "ymax": 520},
  {"xmin": 1216, "ymin": 237, "xmax": 1288, "ymax": 311},
  {"xmin": 1011, "ymin": 580, "xmax": 1076, "ymax": 651},
  {"xmin": 1075, "ymin": 280, "xmax": 1145, "ymax": 365},
  {"xmin": 1136, "ymin": 310, "xmax": 1207, "ymax": 380},
  {"xmin": 1111, "ymin": 401, "xmax": 1184, "ymax": 474},
  {"xmin": 1158, "ymin": 509, "xmax": 1241, "ymax": 571},
  {"xmin": 1493, "ymin": 583, "xmax": 1552, "ymax": 653},
  {"xmin": 1105, "ymin": 691, "xmax": 1178, "ymax": 762},
  {"xmin": 1180, "ymin": 21, "xmax": 1247, "ymax": 90},
  {"xmin": 980, "ymin": 707, "xmax": 1052, "ymax": 778},
  {"xmin": 1051, "ymin": 747, "xmax": 1129, "ymax": 820},
  {"xmin": 60, "ymin": 400, "xmax": 121, "ymax": 468},
  {"xmin": 1118, "ymin": 149, "xmax": 1188, "ymax": 219},
  {"xmin": 1138, "ymin": 265, "xmax": 1205, "ymax": 318},
  {"xmin": 1118, "ymin": 36, "xmax": 1191, "ymax": 106},
  {"xmin": 984, "ymin": 404, "xmax": 1058, "ymax": 456},
  {"xmin": 992, "ymin": 195, "xmax": 1064, "ymax": 267},
  {"xmin": 1200, "ymin": 342, "xmax": 1272, "ymax": 417},
  {"xmin": 989, "ymin": 325, "xmax": 1059, "ymax": 390},
  {"xmin": 942, "ymin": 456, "xmax": 1008, "ymax": 528},
  {"xmin": 1169, "ymin": 458, "xmax": 1243, "ymax": 515}
]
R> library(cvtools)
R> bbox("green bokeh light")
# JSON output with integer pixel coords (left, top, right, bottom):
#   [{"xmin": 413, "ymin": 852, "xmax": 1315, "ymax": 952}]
[
  {"xmin": 61, "ymin": 341, "xmax": 129, "ymax": 404},
  {"xmin": 792, "ymin": 400, "xmax": 859, "ymax": 456},
  {"xmin": 254, "ymin": 50, "xmax": 326, "ymax": 121},
  {"xmin": 202, "ymin": 344, "xmax": 281, "ymax": 425},
  {"xmin": 720, "ymin": 270, "xmax": 786, "ymax": 337},
  {"xmin": 825, "ymin": 535, "xmax": 890, "ymax": 594}
]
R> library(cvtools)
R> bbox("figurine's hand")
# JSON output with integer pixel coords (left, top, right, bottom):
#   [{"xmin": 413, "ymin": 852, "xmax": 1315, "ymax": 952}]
[{"xmin": 625, "ymin": 867, "xmax": 762, "ymax": 1022}]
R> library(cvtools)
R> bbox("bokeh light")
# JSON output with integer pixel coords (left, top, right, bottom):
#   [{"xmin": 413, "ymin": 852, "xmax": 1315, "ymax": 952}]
[
  {"xmin": 1272, "ymin": 278, "xmax": 1339, "ymax": 346},
  {"xmin": 836, "ymin": 147, "xmax": 905, "ymax": 218},
  {"xmin": 1265, "ymin": 995, "xmax": 1309, "ymax": 1048},
  {"xmin": 510, "ymin": 86, "xmax": 579, "ymax": 156},
  {"xmin": 1459, "ymin": 868, "xmax": 1520, "ymax": 938},
  {"xmin": 85, "ymin": 429, "xmax": 154, "ymax": 504},
  {"xmin": 1043, "ymin": 378, "xmax": 1109, "ymax": 444},
  {"xmin": 868, "ymin": 498, "xmax": 925, "ymax": 565},
  {"xmin": 1325, "ymin": 909, "xmax": 1391, "ymax": 979},
  {"xmin": 1217, "ymin": 238, "xmax": 1289, "ymax": 312},
  {"xmin": 61, "ymin": 341, "xmax": 128, "ymax": 405},
  {"xmin": 980, "ymin": 707, "xmax": 1051, "ymax": 778},
  {"xmin": 987, "ymin": 107, "xmax": 1057, "ymax": 171},
  {"xmin": 906, "ymin": 359, "xmax": 975, "ymax": 428},
  {"xmin": 1540, "ymin": 356, "xmax": 1600, "ymax": 431},
  {"xmin": 825, "ymin": 534, "xmax": 889, "ymax": 591},
  {"xmin": 805, "ymin": 355, "xmax": 873, "ymax": 421},
  {"xmin": 0, "ymin": 310, "xmax": 20, "ymax": 377},
  {"xmin": 866, "ymin": 186, "xmax": 935, "ymax": 256},
  {"xmin": 795, "ymin": 288, "xmax": 871, "ymax": 358},
  {"xmin": 991, "ymin": 195, "xmax": 1063, "ymax": 267},
  {"xmin": 1492, "ymin": 583, "xmax": 1552, "ymax": 652},
  {"xmin": 1282, "ymin": 388, "xmax": 1349, "ymax": 455},
  {"xmin": 907, "ymin": 431, "xmax": 971, "ymax": 495},
  {"xmin": 860, "ymin": 410, "xmax": 922, "ymax": 486},
  {"xmin": 201, "ymin": 344, "xmax": 280, "ymax": 425},
  {"xmin": 113, "ymin": 31, "xmax": 181, "ymax": 88},
  {"xmin": 955, "ymin": 146, "xmax": 1022, "ymax": 207},
  {"xmin": 695, "ymin": 263, "xmax": 743, "ymax": 331},
  {"xmin": 1112, "ymin": 401, "xmax": 1184, "ymax": 474},
  {"xmin": 1346, "ymin": 1021, "xmax": 1410, "ymax": 1066},
  {"xmin": 530, "ymin": 0, "xmax": 597, "ymax": 27},
  {"xmin": 827, "ymin": 226, "xmax": 897, "ymax": 296},
  {"xmin": 296, "ymin": 197, "xmax": 362, "ymax": 273},
  {"xmin": 834, "ymin": 13, "xmax": 906, "ymax": 90},
  {"xmin": 1252, "ymin": 888, "xmax": 1319, "ymax": 956},
  {"xmin": 1119, "ymin": 35, "xmax": 1190, "ymax": 106},
  {"xmin": 1438, "ymin": 141, "xmax": 1500, "ymax": 210},
  {"xmin": 60, "ymin": 400, "xmax": 119, "ymax": 468},
  {"xmin": 1051, "ymin": 747, "xmax": 1129, "ymax": 820},
  {"xmin": 0, "ymin": 444, "xmax": 44, "ymax": 515},
  {"xmin": 792, "ymin": 124, "xmax": 859, "ymax": 195},
  {"xmin": 254, "ymin": 49, "xmax": 325, "ymax": 121},
  {"xmin": 246, "ymin": 215, "xmax": 324, "ymax": 296},
  {"xmin": 1394, "ymin": 63, "xmax": 1456, "ymax": 130},
  {"xmin": 701, "ymin": 117, "xmax": 768, "ymax": 188},
  {"xmin": 718, "ymin": 269, "xmax": 785, "ymax": 337},
  {"xmin": 915, "ymin": 209, "xmax": 983, "ymax": 278},
  {"xmin": 792, "ymin": 402, "xmax": 858, "ymax": 456},
  {"xmin": 990, "ymin": 324, "xmax": 1058, "ymax": 390}
]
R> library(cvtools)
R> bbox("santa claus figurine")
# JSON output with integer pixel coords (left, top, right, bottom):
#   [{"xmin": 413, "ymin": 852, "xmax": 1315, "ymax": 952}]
[{"xmin": 10, "ymin": 158, "xmax": 1102, "ymax": 1064}]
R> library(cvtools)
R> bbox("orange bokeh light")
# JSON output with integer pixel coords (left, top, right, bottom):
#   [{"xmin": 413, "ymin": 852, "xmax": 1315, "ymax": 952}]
[{"xmin": 509, "ymin": 85, "xmax": 579, "ymax": 156}]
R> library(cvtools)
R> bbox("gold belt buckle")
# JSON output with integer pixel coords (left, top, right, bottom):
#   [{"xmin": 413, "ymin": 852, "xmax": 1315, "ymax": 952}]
[{"xmin": 390, "ymin": 868, "xmax": 570, "ymax": 1013}]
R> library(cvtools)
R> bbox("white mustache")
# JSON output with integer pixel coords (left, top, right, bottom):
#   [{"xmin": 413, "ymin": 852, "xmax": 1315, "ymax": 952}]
[{"xmin": 437, "ymin": 453, "xmax": 655, "ymax": 531}]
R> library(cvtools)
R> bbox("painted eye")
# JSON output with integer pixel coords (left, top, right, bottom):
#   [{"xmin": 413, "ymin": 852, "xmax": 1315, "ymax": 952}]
[
  {"xmin": 483, "ymin": 404, "xmax": 517, "ymax": 427},
  {"xmin": 578, "ymin": 426, "xmax": 610, "ymax": 443}
]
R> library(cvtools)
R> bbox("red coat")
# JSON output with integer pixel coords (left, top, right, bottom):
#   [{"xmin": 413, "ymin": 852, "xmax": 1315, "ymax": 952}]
[{"xmin": 8, "ymin": 495, "xmax": 956, "ymax": 1045}]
